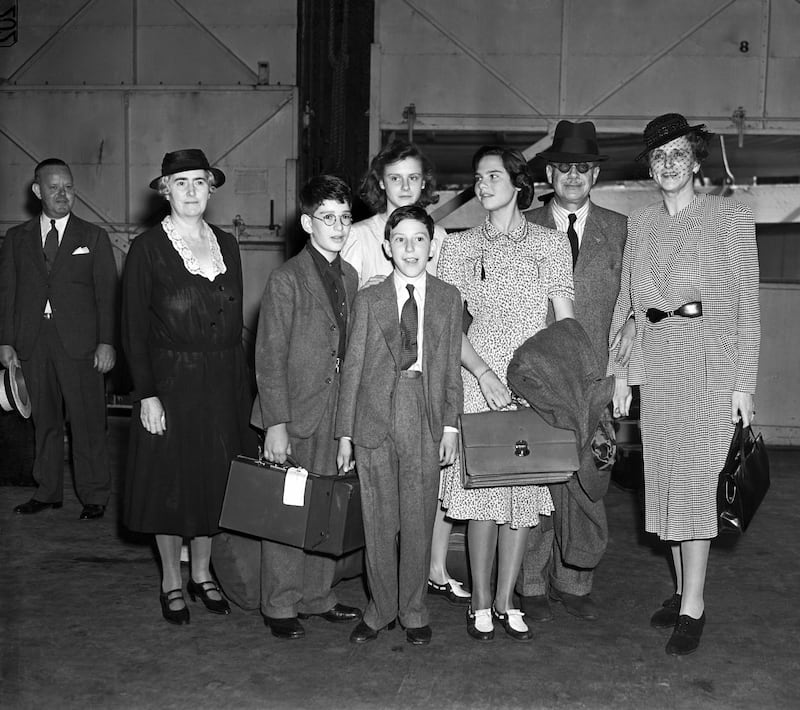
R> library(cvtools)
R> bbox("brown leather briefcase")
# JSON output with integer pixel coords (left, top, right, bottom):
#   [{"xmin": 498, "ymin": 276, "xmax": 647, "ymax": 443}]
[
  {"xmin": 219, "ymin": 456, "xmax": 365, "ymax": 556},
  {"xmin": 459, "ymin": 408, "xmax": 579, "ymax": 488}
]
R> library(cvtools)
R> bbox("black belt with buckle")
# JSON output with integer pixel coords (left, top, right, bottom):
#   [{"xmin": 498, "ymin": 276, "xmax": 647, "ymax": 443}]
[{"xmin": 646, "ymin": 301, "xmax": 702, "ymax": 323}]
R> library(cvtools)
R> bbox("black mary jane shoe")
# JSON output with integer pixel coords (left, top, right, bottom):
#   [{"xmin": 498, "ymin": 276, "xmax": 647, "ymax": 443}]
[
  {"xmin": 427, "ymin": 578, "xmax": 471, "ymax": 605},
  {"xmin": 665, "ymin": 613, "xmax": 705, "ymax": 656},
  {"xmin": 492, "ymin": 606, "xmax": 533, "ymax": 642},
  {"xmin": 650, "ymin": 593, "xmax": 681, "ymax": 629},
  {"xmin": 160, "ymin": 589, "xmax": 190, "ymax": 626},
  {"xmin": 187, "ymin": 579, "xmax": 231, "ymax": 615}
]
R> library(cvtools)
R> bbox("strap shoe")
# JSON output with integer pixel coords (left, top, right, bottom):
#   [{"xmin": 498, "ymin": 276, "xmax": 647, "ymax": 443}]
[
  {"xmin": 427, "ymin": 578, "xmax": 471, "ymax": 605},
  {"xmin": 492, "ymin": 607, "xmax": 533, "ymax": 641},
  {"xmin": 187, "ymin": 579, "xmax": 231, "ymax": 615},
  {"xmin": 466, "ymin": 607, "xmax": 494, "ymax": 641}
]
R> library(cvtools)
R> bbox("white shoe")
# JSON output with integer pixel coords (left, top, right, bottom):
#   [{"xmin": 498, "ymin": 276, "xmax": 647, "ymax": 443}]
[
  {"xmin": 493, "ymin": 606, "xmax": 533, "ymax": 641},
  {"xmin": 467, "ymin": 607, "xmax": 494, "ymax": 641}
]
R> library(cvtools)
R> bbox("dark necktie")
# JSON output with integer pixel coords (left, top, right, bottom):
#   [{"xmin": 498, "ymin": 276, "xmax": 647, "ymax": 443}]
[
  {"xmin": 567, "ymin": 213, "xmax": 579, "ymax": 269},
  {"xmin": 399, "ymin": 284, "xmax": 418, "ymax": 370},
  {"xmin": 43, "ymin": 219, "xmax": 58, "ymax": 272}
]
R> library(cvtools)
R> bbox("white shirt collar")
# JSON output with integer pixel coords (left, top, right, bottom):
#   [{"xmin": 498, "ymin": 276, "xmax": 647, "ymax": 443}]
[{"xmin": 40, "ymin": 213, "xmax": 70, "ymax": 240}]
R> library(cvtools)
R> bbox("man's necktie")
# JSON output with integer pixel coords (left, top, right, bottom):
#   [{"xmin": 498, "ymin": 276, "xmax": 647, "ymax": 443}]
[
  {"xmin": 399, "ymin": 284, "xmax": 418, "ymax": 370},
  {"xmin": 43, "ymin": 219, "xmax": 58, "ymax": 272},
  {"xmin": 567, "ymin": 213, "xmax": 579, "ymax": 269}
]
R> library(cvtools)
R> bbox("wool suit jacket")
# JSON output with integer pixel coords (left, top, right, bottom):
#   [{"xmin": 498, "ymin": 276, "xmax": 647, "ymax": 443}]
[
  {"xmin": 0, "ymin": 214, "xmax": 117, "ymax": 360},
  {"xmin": 335, "ymin": 273, "xmax": 463, "ymax": 449},
  {"xmin": 526, "ymin": 201, "xmax": 627, "ymax": 367},
  {"xmin": 250, "ymin": 247, "xmax": 358, "ymax": 439}
]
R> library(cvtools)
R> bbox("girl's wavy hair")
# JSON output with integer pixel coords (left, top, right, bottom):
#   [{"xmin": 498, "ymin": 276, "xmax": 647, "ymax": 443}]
[
  {"xmin": 359, "ymin": 139, "xmax": 439, "ymax": 212},
  {"xmin": 472, "ymin": 145, "xmax": 535, "ymax": 210}
]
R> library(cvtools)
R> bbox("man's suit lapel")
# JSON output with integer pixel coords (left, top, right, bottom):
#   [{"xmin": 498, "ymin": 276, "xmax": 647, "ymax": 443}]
[
  {"xmin": 298, "ymin": 248, "xmax": 337, "ymax": 324},
  {"xmin": 422, "ymin": 277, "xmax": 445, "ymax": 367},
  {"xmin": 22, "ymin": 218, "xmax": 49, "ymax": 277},
  {"xmin": 373, "ymin": 276, "xmax": 402, "ymax": 367},
  {"xmin": 576, "ymin": 203, "xmax": 606, "ymax": 275}
]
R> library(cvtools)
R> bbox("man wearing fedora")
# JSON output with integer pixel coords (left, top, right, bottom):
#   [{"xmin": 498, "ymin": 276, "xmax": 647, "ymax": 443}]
[
  {"xmin": 0, "ymin": 158, "xmax": 117, "ymax": 520},
  {"xmin": 516, "ymin": 120, "xmax": 630, "ymax": 622}
]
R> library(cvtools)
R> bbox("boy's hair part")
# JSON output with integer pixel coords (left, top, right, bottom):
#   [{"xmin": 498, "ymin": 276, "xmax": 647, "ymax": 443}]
[
  {"xmin": 359, "ymin": 139, "xmax": 439, "ymax": 212},
  {"xmin": 299, "ymin": 175, "xmax": 352, "ymax": 216},
  {"xmin": 384, "ymin": 204, "xmax": 434, "ymax": 241},
  {"xmin": 472, "ymin": 145, "xmax": 535, "ymax": 210}
]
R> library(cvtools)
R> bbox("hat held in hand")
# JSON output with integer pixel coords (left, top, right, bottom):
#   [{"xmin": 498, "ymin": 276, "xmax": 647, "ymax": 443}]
[{"xmin": 1, "ymin": 363, "xmax": 31, "ymax": 418}]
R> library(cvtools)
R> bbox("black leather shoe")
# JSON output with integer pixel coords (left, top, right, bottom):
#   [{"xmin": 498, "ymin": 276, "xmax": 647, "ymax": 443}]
[
  {"xmin": 264, "ymin": 616, "xmax": 305, "ymax": 640},
  {"xmin": 349, "ymin": 619, "xmax": 396, "ymax": 644},
  {"xmin": 651, "ymin": 593, "xmax": 681, "ymax": 629},
  {"xmin": 666, "ymin": 613, "xmax": 705, "ymax": 656},
  {"xmin": 160, "ymin": 589, "xmax": 190, "ymax": 625},
  {"xmin": 549, "ymin": 588, "xmax": 599, "ymax": 621},
  {"xmin": 187, "ymin": 579, "xmax": 231, "ymax": 615},
  {"xmin": 519, "ymin": 594, "xmax": 553, "ymax": 623},
  {"xmin": 79, "ymin": 504, "xmax": 105, "ymax": 520},
  {"xmin": 14, "ymin": 499, "xmax": 62, "ymax": 515},
  {"xmin": 406, "ymin": 625, "xmax": 432, "ymax": 645},
  {"xmin": 298, "ymin": 603, "xmax": 362, "ymax": 623}
]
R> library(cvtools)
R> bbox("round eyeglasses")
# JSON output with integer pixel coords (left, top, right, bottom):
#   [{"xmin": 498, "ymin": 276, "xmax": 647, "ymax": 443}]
[
  {"xmin": 551, "ymin": 163, "xmax": 594, "ymax": 174},
  {"xmin": 312, "ymin": 213, "xmax": 353, "ymax": 227}
]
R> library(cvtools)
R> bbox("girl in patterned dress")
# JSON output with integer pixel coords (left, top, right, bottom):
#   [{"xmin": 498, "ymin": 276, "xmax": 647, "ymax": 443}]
[
  {"xmin": 437, "ymin": 146, "xmax": 574, "ymax": 641},
  {"xmin": 609, "ymin": 114, "xmax": 759, "ymax": 655}
]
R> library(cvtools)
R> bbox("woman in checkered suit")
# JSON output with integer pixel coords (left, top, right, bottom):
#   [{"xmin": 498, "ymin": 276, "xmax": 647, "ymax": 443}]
[{"xmin": 608, "ymin": 114, "xmax": 760, "ymax": 656}]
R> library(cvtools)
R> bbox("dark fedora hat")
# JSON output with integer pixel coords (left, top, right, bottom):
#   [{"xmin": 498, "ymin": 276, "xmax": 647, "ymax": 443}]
[
  {"xmin": 0, "ymin": 363, "xmax": 31, "ymax": 418},
  {"xmin": 149, "ymin": 148, "xmax": 226, "ymax": 190},
  {"xmin": 537, "ymin": 120, "xmax": 609, "ymax": 163},
  {"xmin": 635, "ymin": 113, "xmax": 710, "ymax": 162}
]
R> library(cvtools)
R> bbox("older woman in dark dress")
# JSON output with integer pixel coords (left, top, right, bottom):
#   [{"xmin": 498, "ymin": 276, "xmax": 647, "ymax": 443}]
[{"xmin": 123, "ymin": 149, "xmax": 252, "ymax": 625}]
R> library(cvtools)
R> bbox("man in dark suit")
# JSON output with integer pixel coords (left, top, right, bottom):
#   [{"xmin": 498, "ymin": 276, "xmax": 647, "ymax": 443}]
[
  {"xmin": 0, "ymin": 158, "xmax": 117, "ymax": 520},
  {"xmin": 517, "ymin": 122, "xmax": 631, "ymax": 622}
]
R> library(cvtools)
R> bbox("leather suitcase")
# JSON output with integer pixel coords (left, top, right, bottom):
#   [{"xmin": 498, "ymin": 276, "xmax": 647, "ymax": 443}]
[
  {"xmin": 219, "ymin": 456, "xmax": 365, "ymax": 556},
  {"xmin": 460, "ymin": 408, "xmax": 579, "ymax": 488}
]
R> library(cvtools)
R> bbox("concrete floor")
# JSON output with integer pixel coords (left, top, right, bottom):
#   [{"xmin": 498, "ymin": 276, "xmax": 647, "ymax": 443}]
[{"xmin": 1, "ymin": 417, "xmax": 799, "ymax": 710}]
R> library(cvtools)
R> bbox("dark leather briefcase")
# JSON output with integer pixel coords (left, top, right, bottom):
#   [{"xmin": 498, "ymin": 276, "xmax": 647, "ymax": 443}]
[
  {"xmin": 460, "ymin": 408, "xmax": 579, "ymax": 488},
  {"xmin": 219, "ymin": 456, "xmax": 365, "ymax": 556}
]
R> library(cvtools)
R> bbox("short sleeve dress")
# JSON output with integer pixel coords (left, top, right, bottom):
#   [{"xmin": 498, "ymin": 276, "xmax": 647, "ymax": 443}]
[
  {"xmin": 122, "ymin": 217, "xmax": 253, "ymax": 537},
  {"xmin": 437, "ymin": 216, "xmax": 574, "ymax": 528}
]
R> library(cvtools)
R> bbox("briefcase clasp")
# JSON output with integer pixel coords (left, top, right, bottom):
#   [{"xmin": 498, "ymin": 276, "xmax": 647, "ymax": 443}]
[{"xmin": 514, "ymin": 440, "xmax": 530, "ymax": 457}]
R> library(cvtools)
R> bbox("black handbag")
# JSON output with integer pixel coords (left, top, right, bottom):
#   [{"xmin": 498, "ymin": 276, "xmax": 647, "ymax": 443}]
[{"xmin": 716, "ymin": 421, "xmax": 770, "ymax": 534}]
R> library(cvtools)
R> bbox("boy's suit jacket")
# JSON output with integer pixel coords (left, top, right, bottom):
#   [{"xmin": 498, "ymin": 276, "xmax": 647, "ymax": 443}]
[
  {"xmin": 250, "ymin": 247, "xmax": 358, "ymax": 438},
  {"xmin": 0, "ymin": 214, "xmax": 117, "ymax": 360},
  {"xmin": 526, "ymin": 201, "xmax": 627, "ymax": 367},
  {"xmin": 335, "ymin": 273, "xmax": 463, "ymax": 449}
]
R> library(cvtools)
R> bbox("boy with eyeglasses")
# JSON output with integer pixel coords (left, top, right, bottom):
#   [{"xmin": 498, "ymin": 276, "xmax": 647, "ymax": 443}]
[
  {"xmin": 250, "ymin": 174, "xmax": 362, "ymax": 640},
  {"xmin": 517, "ymin": 120, "xmax": 632, "ymax": 624}
]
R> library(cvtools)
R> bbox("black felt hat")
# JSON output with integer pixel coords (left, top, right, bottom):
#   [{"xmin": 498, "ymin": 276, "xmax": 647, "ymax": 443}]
[
  {"xmin": 149, "ymin": 149, "xmax": 226, "ymax": 190},
  {"xmin": 537, "ymin": 120, "xmax": 609, "ymax": 163},
  {"xmin": 635, "ymin": 113, "xmax": 710, "ymax": 162}
]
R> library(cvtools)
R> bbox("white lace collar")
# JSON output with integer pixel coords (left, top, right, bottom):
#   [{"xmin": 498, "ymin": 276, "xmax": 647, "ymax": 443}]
[{"xmin": 162, "ymin": 215, "xmax": 227, "ymax": 280}]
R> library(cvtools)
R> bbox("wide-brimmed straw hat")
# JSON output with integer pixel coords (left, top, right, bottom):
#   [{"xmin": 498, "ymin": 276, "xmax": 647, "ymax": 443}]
[
  {"xmin": 536, "ymin": 120, "xmax": 609, "ymax": 163},
  {"xmin": 635, "ymin": 113, "xmax": 710, "ymax": 162},
  {"xmin": 0, "ymin": 363, "xmax": 31, "ymax": 418},
  {"xmin": 149, "ymin": 148, "xmax": 226, "ymax": 190}
]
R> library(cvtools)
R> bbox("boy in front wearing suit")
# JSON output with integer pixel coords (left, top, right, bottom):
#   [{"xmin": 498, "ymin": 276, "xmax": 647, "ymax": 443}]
[
  {"xmin": 336, "ymin": 204, "xmax": 463, "ymax": 645},
  {"xmin": 251, "ymin": 175, "xmax": 362, "ymax": 640}
]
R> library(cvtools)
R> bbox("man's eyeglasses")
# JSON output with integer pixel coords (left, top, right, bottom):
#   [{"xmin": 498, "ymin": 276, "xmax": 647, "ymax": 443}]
[
  {"xmin": 312, "ymin": 213, "xmax": 353, "ymax": 227},
  {"xmin": 551, "ymin": 163, "xmax": 594, "ymax": 174}
]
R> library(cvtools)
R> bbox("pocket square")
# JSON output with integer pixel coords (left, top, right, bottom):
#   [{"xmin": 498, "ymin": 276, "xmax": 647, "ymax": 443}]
[{"xmin": 71, "ymin": 246, "xmax": 90, "ymax": 255}]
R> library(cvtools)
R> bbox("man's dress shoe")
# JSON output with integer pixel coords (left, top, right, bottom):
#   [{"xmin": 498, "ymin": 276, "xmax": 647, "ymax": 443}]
[
  {"xmin": 14, "ymin": 499, "xmax": 62, "ymax": 515},
  {"xmin": 406, "ymin": 625, "xmax": 432, "ymax": 645},
  {"xmin": 519, "ymin": 594, "xmax": 553, "ymax": 622},
  {"xmin": 264, "ymin": 616, "xmax": 305, "ymax": 640},
  {"xmin": 79, "ymin": 504, "xmax": 105, "ymax": 520},
  {"xmin": 298, "ymin": 603, "xmax": 362, "ymax": 623},
  {"xmin": 549, "ymin": 588, "xmax": 599, "ymax": 621},
  {"xmin": 349, "ymin": 619, "xmax": 396, "ymax": 644}
]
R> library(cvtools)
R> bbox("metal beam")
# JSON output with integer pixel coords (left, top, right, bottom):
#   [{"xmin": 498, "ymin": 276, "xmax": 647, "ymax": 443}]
[
  {"xmin": 757, "ymin": 0, "xmax": 772, "ymax": 128},
  {"xmin": 5, "ymin": 0, "xmax": 97, "ymax": 82},
  {"xmin": 401, "ymin": 0, "xmax": 545, "ymax": 116},
  {"xmin": 580, "ymin": 0, "xmax": 739, "ymax": 115}
]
